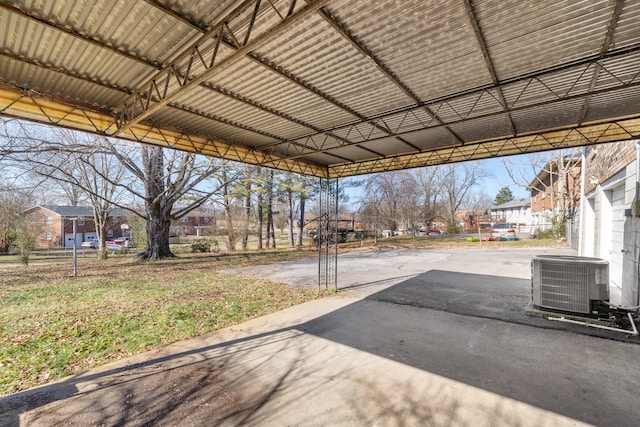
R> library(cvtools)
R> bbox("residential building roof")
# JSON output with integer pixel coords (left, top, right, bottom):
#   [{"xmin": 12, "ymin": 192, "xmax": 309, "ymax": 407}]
[
  {"xmin": 491, "ymin": 198, "xmax": 531, "ymax": 211},
  {"xmin": 528, "ymin": 157, "xmax": 582, "ymax": 190},
  {"xmin": 27, "ymin": 205, "xmax": 130, "ymax": 217}
]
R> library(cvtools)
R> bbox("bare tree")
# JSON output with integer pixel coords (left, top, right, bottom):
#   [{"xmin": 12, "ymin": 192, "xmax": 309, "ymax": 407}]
[
  {"xmin": 14, "ymin": 214, "xmax": 41, "ymax": 266},
  {"xmin": 2, "ymin": 125, "xmax": 135, "ymax": 256},
  {"xmin": 0, "ymin": 185, "xmax": 32, "ymax": 253},
  {"xmin": 465, "ymin": 190, "xmax": 493, "ymax": 238},
  {"xmin": 414, "ymin": 167, "xmax": 441, "ymax": 227},
  {"xmin": 1, "ymin": 119, "xmax": 234, "ymax": 260},
  {"xmin": 59, "ymin": 131, "xmax": 132, "ymax": 257},
  {"xmin": 255, "ymin": 168, "xmax": 266, "ymax": 250},
  {"xmin": 359, "ymin": 190, "xmax": 382, "ymax": 244},
  {"xmin": 360, "ymin": 169, "xmax": 444, "ymax": 236},
  {"xmin": 266, "ymin": 169, "xmax": 276, "ymax": 248},
  {"xmin": 438, "ymin": 162, "xmax": 488, "ymax": 233},
  {"xmin": 362, "ymin": 172, "xmax": 403, "ymax": 233},
  {"xmin": 111, "ymin": 145, "xmax": 233, "ymax": 259},
  {"xmin": 503, "ymin": 149, "xmax": 581, "ymax": 236}
]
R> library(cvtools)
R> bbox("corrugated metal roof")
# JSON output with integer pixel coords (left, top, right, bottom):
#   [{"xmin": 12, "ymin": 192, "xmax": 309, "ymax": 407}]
[{"xmin": 1, "ymin": 0, "xmax": 639, "ymax": 177}]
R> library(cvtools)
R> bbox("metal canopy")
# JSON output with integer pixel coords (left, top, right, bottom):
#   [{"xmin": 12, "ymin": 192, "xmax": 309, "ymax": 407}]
[{"xmin": 1, "ymin": 0, "xmax": 639, "ymax": 178}]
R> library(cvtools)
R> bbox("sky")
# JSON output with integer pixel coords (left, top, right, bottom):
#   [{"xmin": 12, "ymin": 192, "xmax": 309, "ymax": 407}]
[
  {"xmin": 478, "ymin": 156, "xmax": 532, "ymax": 200},
  {"xmin": 342, "ymin": 154, "xmax": 535, "ymax": 209}
]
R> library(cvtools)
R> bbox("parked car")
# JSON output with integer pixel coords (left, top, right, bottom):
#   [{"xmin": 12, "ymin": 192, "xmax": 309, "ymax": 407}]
[
  {"xmin": 491, "ymin": 223, "xmax": 518, "ymax": 241},
  {"xmin": 81, "ymin": 238, "xmax": 98, "ymax": 249},
  {"xmin": 114, "ymin": 237, "xmax": 130, "ymax": 247}
]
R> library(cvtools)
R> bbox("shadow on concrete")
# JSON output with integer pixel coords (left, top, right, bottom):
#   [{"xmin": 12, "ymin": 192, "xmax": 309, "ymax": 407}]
[
  {"xmin": 2, "ymin": 270, "xmax": 639, "ymax": 426},
  {"xmin": 302, "ymin": 269, "xmax": 640, "ymax": 426},
  {"xmin": 0, "ymin": 327, "xmax": 297, "ymax": 426},
  {"xmin": 0, "ymin": 322, "xmax": 488, "ymax": 426}
]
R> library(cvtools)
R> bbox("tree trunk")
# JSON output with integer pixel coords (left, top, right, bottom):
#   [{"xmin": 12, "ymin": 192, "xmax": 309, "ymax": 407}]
[
  {"xmin": 297, "ymin": 196, "xmax": 306, "ymax": 246},
  {"xmin": 139, "ymin": 146, "xmax": 174, "ymax": 260},
  {"xmin": 221, "ymin": 166, "xmax": 236, "ymax": 252},
  {"xmin": 94, "ymin": 214, "xmax": 109, "ymax": 260},
  {"xmin": 242, "ymin": 182, "xmax": 251, "ymax": 250},
  {"xmin": 144, "ymin": 212, "xmax": 173, "ymax": 260},
  {"xmin": 266, "ymin": 170, "xmax": 275, "ymax": 249},
  {"xmin": 257, "ymin": 191, "xmax": 263, "ymax": 250},
  {"xmin": 287, "ymin": 188, "xmax": 294, "ymax": 247}
]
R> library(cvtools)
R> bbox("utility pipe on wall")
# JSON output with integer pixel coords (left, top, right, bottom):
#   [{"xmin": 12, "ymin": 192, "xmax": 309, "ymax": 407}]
[
  {"xmin": 579, "ymin": 146, "xmax": 587, "ymax": 256},
  {"xmin": 631, "ymin": 141, "xmax": 640, "ymax": 306}
]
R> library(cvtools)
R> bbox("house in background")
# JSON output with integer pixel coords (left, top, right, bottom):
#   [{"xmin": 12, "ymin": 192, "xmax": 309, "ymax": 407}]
[
  {"xmin": 170, "ymin": 210, "xmax": 216, "ymax": 236},
  {"xmin": 489, "ymin": 198, "xmax": 532, "ymax": 233},
  {"xmin": 24, "ymin": 205, "xmax": 129, "ymax": 249},
  {"xmin": 579, "ymin": 141, "xmax": 640, "ymax": 307},
  {"xmin": 528, "ymin": 157, "xmax": 582, "ymax": 233}
]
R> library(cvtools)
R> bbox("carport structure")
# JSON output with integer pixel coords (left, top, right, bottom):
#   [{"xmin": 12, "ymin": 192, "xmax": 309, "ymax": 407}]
[{"xmin": 1, "ymin": 0, "xmax": 640, "ymax": 285}]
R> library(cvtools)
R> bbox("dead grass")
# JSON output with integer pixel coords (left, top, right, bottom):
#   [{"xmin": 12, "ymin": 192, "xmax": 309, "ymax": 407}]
[{"xmin": 0, "ymin": 249, "xmax": 320, "ymax": 396}]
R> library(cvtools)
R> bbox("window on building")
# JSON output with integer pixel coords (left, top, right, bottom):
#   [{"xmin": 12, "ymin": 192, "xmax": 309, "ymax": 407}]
[
  {"xmin": 180, "ymin": 217, "xmax": 189, "ymax": 223},
  {"xmin": 107, "ymin": 230, "xmax": 113, "ymax": 237},
  {"xmin": 44, "ymin": 215, "xmax": 51, "ymax": 224},
  {"xmin": 78, "ymin": 218, "xmax": 85, "ymax": 226},
  {"xmin": 45, "ymin": 231, "xmax": 52, "ymax": 241},
  {"xmin": 204, "ymin": 217, "xmax": 209, "ymax": 223}
]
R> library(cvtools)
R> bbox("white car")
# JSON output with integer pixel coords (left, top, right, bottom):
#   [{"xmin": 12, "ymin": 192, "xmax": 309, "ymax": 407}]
[
  {"xmin": 491, "ymin": 223, "xmax": 518, "ymax": 241},
  {"xmin": 81, "ymin": 239, "xmax": 98, "ymax": 249}
]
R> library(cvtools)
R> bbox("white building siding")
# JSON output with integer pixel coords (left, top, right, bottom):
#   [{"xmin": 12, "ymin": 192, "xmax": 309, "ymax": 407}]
[
  {"xmin": 622, "ymin": 161, "xmax": 640, "ymax": 307},
  {"xmin": 581, "ymin": 158, "xmax": 640, "ymax": 308},
  {"xmin": 608, "ymin": 185, "xmax": 625, "ymax": 304}
]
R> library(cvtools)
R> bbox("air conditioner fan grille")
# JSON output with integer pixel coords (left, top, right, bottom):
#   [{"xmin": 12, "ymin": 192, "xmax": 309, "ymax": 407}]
[{"xmin": 540, "ymin": 262, "xmax": 589, "ymax": 313}]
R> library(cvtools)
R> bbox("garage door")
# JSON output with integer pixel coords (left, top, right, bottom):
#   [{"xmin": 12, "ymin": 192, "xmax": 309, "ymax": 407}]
[{"xmin": 64, "ymin": 233, "xmax": 83, "ymax": 249}]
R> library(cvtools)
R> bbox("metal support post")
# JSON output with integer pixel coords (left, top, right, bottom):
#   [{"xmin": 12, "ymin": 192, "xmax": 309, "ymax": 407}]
[
  {"xmin": 72, "ymin": 218, "xmax": 78, "ymax": 277},
  {"xmin": 318, "ymin": 178, "xmax": 339, "ymax": 291}
]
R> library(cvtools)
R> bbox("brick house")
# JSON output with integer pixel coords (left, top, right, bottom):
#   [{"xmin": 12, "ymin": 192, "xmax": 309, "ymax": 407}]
[
  {"xmin": 170, "ymin": 210, "xmax": 216, "ymax": 236},
  {"xmin": 579, "ymin": 140, "xmax": 640, "ymax": 306},
  {"xmin": 24, "ymin": 205, "xmax": 129, "ymax": 249},
  {"xmin": 528, "ymin": 157, "xmax": 582, "ymax": 232}
]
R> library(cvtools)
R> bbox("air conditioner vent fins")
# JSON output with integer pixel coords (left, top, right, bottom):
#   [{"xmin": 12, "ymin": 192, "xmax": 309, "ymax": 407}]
[{"xmin": 532, "ymin": 255, "xmax": 609, "ymax": 314}]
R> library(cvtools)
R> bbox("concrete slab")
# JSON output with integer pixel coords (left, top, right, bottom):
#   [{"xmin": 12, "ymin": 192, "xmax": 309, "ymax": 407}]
[{"xmin": 3, "ymin": 246, "xmax": 640, "ymax": 426}]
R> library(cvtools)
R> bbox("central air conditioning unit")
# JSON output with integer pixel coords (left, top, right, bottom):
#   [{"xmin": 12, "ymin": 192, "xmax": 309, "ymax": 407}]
[{"xmin": 532, "ymin": 255, "xmax": 609, "ymax": 315}]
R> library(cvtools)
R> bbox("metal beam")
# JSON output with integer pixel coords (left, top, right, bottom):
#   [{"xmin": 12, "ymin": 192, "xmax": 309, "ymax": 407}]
[
  {"xmin": 267, "ymin": 49, "xmax": 640, "ymax": 161},
  {"xmin": 113, "ymin": 0, "xmax": 331, "ymax": 135},
  {"xmin": 577, "ymin": 0, "xmax": 624, "ymax": 126},
  {"xmin": 0, "ymin": 83, "xmax": 329, "ymax": 177},
  {"xmin": 201, "ymin": 82, "xmax": 379, "ymax": 158},
  {"xmin": 328, "ymin": 117, "xmax": 640, "ymax": 177},
  {"xmin": 316, "ymin": 6, "xmax": 455, "ymax": 149},
  {"xmin": 4, "ymin": 0, "xmax": 369, "ymax": 162},
  {"xmin": 143, "ymin": 0, "xmax": 384, "ymax": 159},
  {"xmin": 462, "ymin": 0, "xmax": 517, "ymax": 135},
  {"xmin": 147, "ymin": 2, "xmax": 415, "ymax": 156}
]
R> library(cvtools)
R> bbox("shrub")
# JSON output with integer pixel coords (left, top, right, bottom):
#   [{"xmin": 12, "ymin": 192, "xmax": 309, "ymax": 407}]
[
  {"xmin": 446, "ymin": 222, "xmax": 460, "ymax": 234},
  {"xmin": 191, "ymin": 238, "xmax": 219, "ymax": 253}
]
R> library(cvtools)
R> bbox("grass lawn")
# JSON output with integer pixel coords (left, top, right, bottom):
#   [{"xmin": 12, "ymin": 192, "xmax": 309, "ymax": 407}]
[
  {"xmin": 0, "ymin": 248, "xmax": 319, "ymax": 396},
  {"xmin": 0, "ymin": 235, "xmax": 565, "ymax": 396}
]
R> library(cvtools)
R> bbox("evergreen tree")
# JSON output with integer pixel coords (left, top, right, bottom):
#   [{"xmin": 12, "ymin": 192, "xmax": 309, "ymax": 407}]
[{"xmin": 494, "ymin": 186, "xmax": 514, "ymax": 206}]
